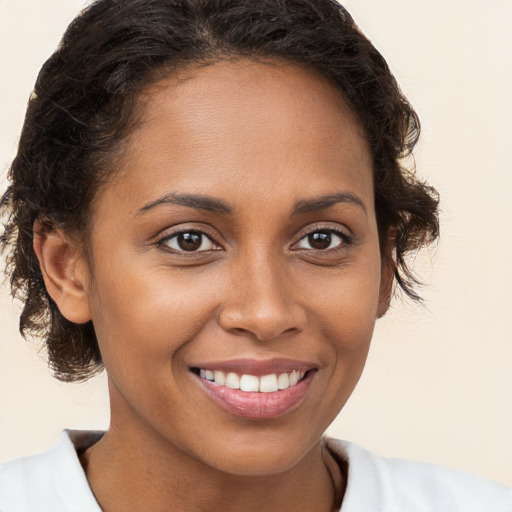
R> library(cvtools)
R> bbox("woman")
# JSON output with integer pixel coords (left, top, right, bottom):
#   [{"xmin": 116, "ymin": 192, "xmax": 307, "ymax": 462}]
[{"xmin": 0, "ymin": 0, "xmax": 510, "ymax": 510}]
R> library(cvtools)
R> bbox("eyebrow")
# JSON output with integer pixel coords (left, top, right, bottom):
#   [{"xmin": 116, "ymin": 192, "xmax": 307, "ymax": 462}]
[
  {"xmin": 292, "ymin": 192, "xmax": 367, "ymax": 216},
  {"xmin": 137, "ymin": 193, "xmax": 234, "ymax": 216},
  {"xmin": 137, "ymin": 191, "xmax": 366, "ymax": 217}
]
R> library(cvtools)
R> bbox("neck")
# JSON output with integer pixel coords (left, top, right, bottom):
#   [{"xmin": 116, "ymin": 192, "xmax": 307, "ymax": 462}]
[{"xmin": 80, "ymin": 413, "xmax": 342, "ymax": 512}]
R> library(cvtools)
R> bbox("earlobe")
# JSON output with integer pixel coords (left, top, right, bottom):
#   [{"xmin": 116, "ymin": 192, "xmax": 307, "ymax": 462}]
[{"xmin": 33, "ymin": 221, "xmax": 92, "ymax": 324}]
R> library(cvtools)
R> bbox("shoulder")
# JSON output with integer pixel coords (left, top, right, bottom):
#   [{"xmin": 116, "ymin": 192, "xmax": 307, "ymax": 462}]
[
  {"xmin": 0, "ymin": 430, "xmax": 103, "ymax": 512},
  {"xmin": 325, "ymin": 438, "xmax": 512, "ymax": 512}
]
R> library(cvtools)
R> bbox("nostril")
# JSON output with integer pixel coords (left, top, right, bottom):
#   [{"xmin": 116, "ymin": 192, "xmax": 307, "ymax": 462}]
[
  {"xmin": 226, "ymin": 325, "xmax": 300, "ymax": 342},
  {"xmin": 230, "ymin": 327, "xmax": 252, "ymax": 337},
  {"xmin": 218, "ymin": 300, "xmax": 307, "ymax": 341}
]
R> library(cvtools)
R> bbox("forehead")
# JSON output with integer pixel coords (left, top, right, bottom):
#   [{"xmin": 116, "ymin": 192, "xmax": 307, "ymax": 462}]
[{"xmin": 101, "ymin": 58, "xmax": 374, "ymax": 216}]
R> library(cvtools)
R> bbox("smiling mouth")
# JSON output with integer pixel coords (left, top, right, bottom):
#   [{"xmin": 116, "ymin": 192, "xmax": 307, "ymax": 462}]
[
  {"xmin": 191, "ymin": 368, "xmax": 308, "ymax": 393},
  {"xmin": 190, "ymin": 360, "xmax": 317, "ymax": 419}
]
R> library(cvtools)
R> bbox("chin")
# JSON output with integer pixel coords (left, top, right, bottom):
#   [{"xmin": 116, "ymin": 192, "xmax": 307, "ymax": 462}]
[{"xmin": 188, "ymin": 427, "xmax": 322, "ymax": 477}]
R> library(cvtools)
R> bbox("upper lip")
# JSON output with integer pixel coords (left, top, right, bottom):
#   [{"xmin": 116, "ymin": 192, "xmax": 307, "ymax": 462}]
[{"xmin": 189, "ymin": 358, "xmax": 317, "ymax": 376}]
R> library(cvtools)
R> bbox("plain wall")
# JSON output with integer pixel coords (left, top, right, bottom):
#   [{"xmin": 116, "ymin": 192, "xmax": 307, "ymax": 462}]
[{"xmin": 1, "ymin": 0, "xmax": 511, "ymax": 487}]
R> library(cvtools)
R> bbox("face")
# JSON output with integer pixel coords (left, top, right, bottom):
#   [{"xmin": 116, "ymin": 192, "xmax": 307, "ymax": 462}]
[{"xmin": 82, "ymin": 59, "xmax": 389, "ymax": 476}]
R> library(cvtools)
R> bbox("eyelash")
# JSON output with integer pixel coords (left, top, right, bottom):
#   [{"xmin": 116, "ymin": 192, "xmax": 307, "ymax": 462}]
[
  {"xmin": 157, "ymin": 228, "xmax": 221, "ymax": 254},
  {"xmin": 156, "ymin": 226, "xmax": 352, "ymax": 254},
  {"xmin": 292, "ymin": 226, "xmax": 353, "ymax": 252}
]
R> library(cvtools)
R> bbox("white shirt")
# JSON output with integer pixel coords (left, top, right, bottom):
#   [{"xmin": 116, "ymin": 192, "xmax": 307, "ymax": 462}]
[{"xmin": 1, "ymin": 430, "xmax": 511, "ymax": 511}]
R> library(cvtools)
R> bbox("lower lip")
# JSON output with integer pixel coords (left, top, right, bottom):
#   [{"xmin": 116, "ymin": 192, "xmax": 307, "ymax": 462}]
[{"xmin": 194, "ymin": 371, "xmax": 315, "ymax": 420}]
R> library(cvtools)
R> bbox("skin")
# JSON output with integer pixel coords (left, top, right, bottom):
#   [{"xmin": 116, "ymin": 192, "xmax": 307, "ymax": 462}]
[{"xmin": 35, "ymin": 59, "xmax": 393, "ymax": 512}]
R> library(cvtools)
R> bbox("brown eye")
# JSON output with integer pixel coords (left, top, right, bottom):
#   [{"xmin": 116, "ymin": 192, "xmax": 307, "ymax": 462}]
[
  {"xmin": 177, "ymin": 232, "xmax": 202, "ymax": 251},
  {"xmin": 163, "ymin": 231, "xmax": 216, "ymax": 252},
  {"xmin": 308, "ymin": 231, "xmax": 331, "ymax": 250},
  {"xmin": 295, "ymin": 229, "xmax": 348, "ymax": 251}
]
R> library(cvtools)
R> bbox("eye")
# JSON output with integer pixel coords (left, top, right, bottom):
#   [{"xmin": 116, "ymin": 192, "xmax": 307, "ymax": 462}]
[
  {"xmin": 161, "ymin": 230, "xmax": 218, "ymax": 252},
  {"xmin": 294, "ymin": 230, "xmax": 348, "ymax": 251}
]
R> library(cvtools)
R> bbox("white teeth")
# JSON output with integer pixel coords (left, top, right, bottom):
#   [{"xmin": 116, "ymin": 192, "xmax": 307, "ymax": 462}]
[
  {"xmin": 199, "ymin": 369, "xmax": 214, "ymax": 381},
  {"xmin": 259, "ymin": 374, "xmax": 279, "ymax": 393},
  {"xmin": 198, "ymin": 368, "xmax": 308, "ymax": 393},
  {"xmin": 240, "ymin": 374, "xmax": 259, "ymax": 392},
  {"xmin": 213, "ymin": 370, "xmax": 226, "ymax": 385},
  {"xmin": 289, "ymin": 370, "xmax": 300, "ymax": 386},
  {"xmin": 277, "ymin": 373, "xmax": 290, "ymax": 390},
  {"xmin": 225, "ymin": 372, "xmax": 240, "ymax": 389},
  {"xmin": 199, "ymin": 369, "xmax": 306, "ymax": 393}
]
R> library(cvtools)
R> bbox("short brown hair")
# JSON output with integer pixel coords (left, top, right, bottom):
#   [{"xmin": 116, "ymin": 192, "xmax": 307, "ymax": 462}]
[{"xmin": 1, "ymin": 0, "xmax": 439, "ymax": 381}]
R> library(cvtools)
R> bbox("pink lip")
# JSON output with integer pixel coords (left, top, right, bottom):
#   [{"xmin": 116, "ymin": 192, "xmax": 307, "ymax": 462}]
[
  {"xmin": 190, "ymin": 358, "xmax": 316, "ymax": 376},
  {"xmin": 192, "ymin": 365, "xmax": 316, "ymax": 420}
]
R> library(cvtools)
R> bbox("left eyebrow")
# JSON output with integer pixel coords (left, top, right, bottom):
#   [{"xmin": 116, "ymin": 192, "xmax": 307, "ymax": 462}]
[
  {"xmin": 137, "ymin": 193, "xmax": 234, "ymax": 216},
  {"xmin": 292, "ymin": 192, "xmax": 367, "ymax": 216}
]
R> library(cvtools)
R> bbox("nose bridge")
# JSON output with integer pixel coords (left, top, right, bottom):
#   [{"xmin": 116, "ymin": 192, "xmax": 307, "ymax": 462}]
[
  {"xmin": 245, "ymin": 250, "xmax": 286, "ymax": 309},
  {"xmin": 219, "ymin": 246, "xmax": 305, "ymax": 341}
]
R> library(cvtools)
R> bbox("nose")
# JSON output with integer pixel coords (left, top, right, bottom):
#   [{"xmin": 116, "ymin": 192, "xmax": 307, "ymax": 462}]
[{"xmin": 218, "ymin": 253, "xmax": 306, "ymax": 342}]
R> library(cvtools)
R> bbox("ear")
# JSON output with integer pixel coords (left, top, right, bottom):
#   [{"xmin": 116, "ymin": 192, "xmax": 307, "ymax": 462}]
[
  {"xmin": 33, "ymin": 221, "xmax": 92, "ymax": 324},
  {"xmin": 377, "ymin": 228, "xmax": 397, "ymax": 319},
  {"xmin": 377, "ymin": 255, "xmax": 395, "ymax": 318}
]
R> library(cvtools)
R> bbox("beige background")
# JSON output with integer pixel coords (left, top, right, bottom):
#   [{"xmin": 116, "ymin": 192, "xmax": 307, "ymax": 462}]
[{"xmin": 1, "ymin": 0, "xmax": 511, "ymax": 488}]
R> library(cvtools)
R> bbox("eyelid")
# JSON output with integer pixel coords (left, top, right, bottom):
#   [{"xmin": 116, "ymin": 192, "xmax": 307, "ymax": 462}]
[
  {"xmin": 155, "ymin": 224, "xmax": 224, "ymax": 252},
  {"xmin": 290, "ymin": 224, "xmax": 353, "ymax": 251}
]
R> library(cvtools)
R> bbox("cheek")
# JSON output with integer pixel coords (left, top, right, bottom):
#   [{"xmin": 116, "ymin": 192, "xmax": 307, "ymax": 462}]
[
  {"xmin": 305, "ymin": 254, "xmax": 382, "ymax": 341},
  {"xmin": 86, "ymin": 264, "xmax": 222, "ymax": 429},
  {"xmin": 303, "ymin": 252, "xmax": 382, "ymax": 398},
  {"xmin": 87, "ymin": 258, "xmax": 222, "ymax": 374}
]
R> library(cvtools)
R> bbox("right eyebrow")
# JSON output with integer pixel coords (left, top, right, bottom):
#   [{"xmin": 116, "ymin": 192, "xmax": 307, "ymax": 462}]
[
  {"xmin": 292, "ymin": 192, "xmax": 367, "ymax": 217},
  {"xmin": 136, "ymin": 193, "xmax": 234, "ymax": 216}
]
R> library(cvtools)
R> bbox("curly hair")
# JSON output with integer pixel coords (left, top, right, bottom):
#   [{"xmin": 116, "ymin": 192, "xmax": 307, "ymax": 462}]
[{"xmin": 1, "ymin": 0, "xmax": 439, "ymax": 382}]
